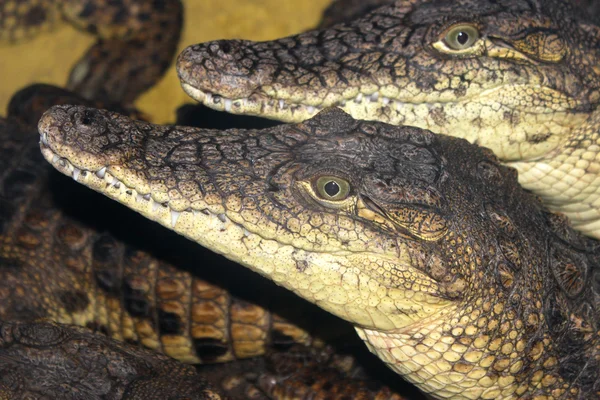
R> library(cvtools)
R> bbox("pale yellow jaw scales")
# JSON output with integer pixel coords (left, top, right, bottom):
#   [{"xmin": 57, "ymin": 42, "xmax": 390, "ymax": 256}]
[
  {"xmin": 512, "ymin": 146, "xmax": 600, "ymax": 240},
  {"xmin": 356, "ymin": 325, "xmax": 527, "ymax": 400}
]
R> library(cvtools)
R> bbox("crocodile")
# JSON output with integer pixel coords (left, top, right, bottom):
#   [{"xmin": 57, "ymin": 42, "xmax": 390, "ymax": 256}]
[
  {"xmin": 1, "ymin": 86, "xmax": 411, "ymax": 399},
  {"xmin": 0, "ymin": 0, "xmax": 182, "ymax": 104},
  {"xmin": 175, "ymin": 0, "xmax": 600, "ymax": 239},
  {"xmin": 39, "ymin": 105, "xmax": 600, "ymax": 399}
]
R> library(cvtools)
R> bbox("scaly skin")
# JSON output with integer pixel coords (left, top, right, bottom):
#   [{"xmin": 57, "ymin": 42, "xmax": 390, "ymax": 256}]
[
  {"xmin": 0, "ymin": 115, "xmax": 320, "ymax": 365},
  {"xmin": 0, "ymin": 0, "xmax": 59, "ymax": 43},
  {"xmin": 317, "ymin": 0, "xmax": 394, "ymax": 28},
  {"xmin": 0, "ymin": 320, "xmax": 224, "ymax": 399},
  {"xmin": 0, "ymin": 319, "xmax": 405, "ymax": 399},
  {"xmin": 2, "ymin": 86, "xmax": 409, "ymax": 399},
  {"xmin": 176, "ymin": 0, "xmax": 600, "ymax": 238},
  {"xmin": 319, "ymin": 0, "xmax": 600, "ymax": 28},
  {"xmin": 256, "ymin": 345, "xmax": 406, "ymax": 400},
  {"xmin": 572, "ymin": 0, "xmax": 600, "ymax": 24},
  {"xmin": 40, "ymin": 105, "xmax": 600, "ymax": 399},
  {"xmin": 1, "ymin": 0, "xmax": 182, "ymax": 104}
]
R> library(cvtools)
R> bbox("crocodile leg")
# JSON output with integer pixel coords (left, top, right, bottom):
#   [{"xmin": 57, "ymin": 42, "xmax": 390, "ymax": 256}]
[
  {"xmin": 0, "ymin": 319, "xmax": 414, "ymax": 399},
  {"xmin": 0, "ymin": 320, "xmax": 224, "ymax": 399}
]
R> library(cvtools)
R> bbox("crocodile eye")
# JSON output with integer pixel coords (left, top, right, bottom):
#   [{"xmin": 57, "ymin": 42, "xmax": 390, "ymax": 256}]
[
  {"xmin": 444, "ymin": 24, "xmax": 480, "ymax": 50},
  {"xmin": 315, "ymin": 176, "xmax": 350, "ymax": 201}
]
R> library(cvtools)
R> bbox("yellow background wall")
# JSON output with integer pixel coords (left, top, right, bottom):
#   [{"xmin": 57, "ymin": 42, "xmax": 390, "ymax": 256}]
[{"xmin": 0, "ymin": 0, "xmax": 331, "ymax": 123}]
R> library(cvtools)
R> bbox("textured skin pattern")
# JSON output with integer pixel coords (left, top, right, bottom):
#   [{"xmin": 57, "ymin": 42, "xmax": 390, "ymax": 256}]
[
  {"xmin": 0, "ymin": 320, "xmax": 224, "ymax": 399},
  {"xmin": 1, "ymin": 0, "xmax": 182, "ymax": 104},
  {"xmin": 176, "ymin": 0, "xmax": 600, "ymax": 238},
  {"xmin": 319, "ymin": 0, "xmax": 600, "ymax": 28},
  {"xmin": 0, "ymin": 319, "xmax": 406, "ymax": 399},
  {"xmin": 1, "ymin": 85, "xmax": 411, "ymax": 399},
  {"xmin": 572, "ymin": 0, "xmax": 600, "ymax": 23},
  {"xmin": 317, "ymin": 0, "xmax": 394, "ymax": 28},
  {"xmin": 257, "ymin": 345, "xmax": 406, "ymax": 400},
  {"xmin": 40, "ymin": 105, "xmax": 600, "ymax": 399},
  {"xmin": 0, "ymin": 113, "xmax": 318, "ymax": 366},
  {"xmin": 0, "ymin": 0, "xmax": 59, "ymax": 43}
]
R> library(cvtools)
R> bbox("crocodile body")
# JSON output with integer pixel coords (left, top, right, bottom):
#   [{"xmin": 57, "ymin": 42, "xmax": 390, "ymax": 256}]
[
  {"xmin": 40, "ymin": 105, "xmax": 600, "ymax": 399},
  {"xmin": 176, "ymin": 0, "xmax": 600, "ymax": 238},
  {"xmin": 0, "ymin": 0, "xmax": 182, "ymax": 104}
]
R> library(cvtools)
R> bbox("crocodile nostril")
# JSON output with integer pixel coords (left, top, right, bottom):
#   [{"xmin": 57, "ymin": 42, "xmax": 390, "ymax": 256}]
[
  {"xmin": 81, "ymin": 110, "xmax": 94, "ymax": 126},
  {"xmin": 219, "ymin": 41, "xmax": 233, "ymax": 54}
]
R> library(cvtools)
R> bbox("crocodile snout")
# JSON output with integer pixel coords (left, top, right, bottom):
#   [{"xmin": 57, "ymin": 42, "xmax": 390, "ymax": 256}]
[{"xmin": 177, "ymin": 40, "xmax": 276, "ymax": 100}]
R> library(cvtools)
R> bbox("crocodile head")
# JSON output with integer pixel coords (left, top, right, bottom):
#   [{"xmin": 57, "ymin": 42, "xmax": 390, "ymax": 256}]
[
  {"xmin": 177, "ymin": 0, "xmax": 600, "ymax": 238},
  {"xmin": 177, "ymin": 0, "xmax": 600, "ymax": 161},
  {"xmin": 39, "ymin": 105, "xmax": 600, "ymax": 398}
]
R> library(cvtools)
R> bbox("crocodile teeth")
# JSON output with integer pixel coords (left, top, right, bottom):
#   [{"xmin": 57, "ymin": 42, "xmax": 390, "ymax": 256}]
[
  {"xmin": 217, "ymin": 214, "xmax": 227, "ymax": 223},
  {"xmin": 72, "ymin": 167, "xmax": 81, "ymax": 182},
  {"xmin": 224, "ymin": 99, "xmax": 232, "ymax": 112},
  {"xmin": 191, "ymin": 86, "xmax": 405, "ymax": 119},
  {"xmin": 150, "ymin": 198, "xmax": 159, "ymax": 212},
  {"xmin": 143, "ymin": 194, "xmax": 151, "ymax": 201},
  {"xmin": 96, "ymin": 167, "xmax": 106, "ymax": 179},
  {"xmin": 170, "ymin": 210, "xmax": 181, "ymax": 227},
  {"xmin": 136, "ymin": 193, "xmax": 144, "ymax": 203},
  {"xmin": 52, "ymin": 155, "xmax": 59, "ymax": 163}
]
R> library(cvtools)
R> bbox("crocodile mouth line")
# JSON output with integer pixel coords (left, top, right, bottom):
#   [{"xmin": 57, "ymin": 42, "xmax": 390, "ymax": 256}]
[
  {"xmin": 181, "ymin": 82, "xmax": 390, "ymax": 116},
  {"xmin": 180, "ymin": 81, "xmax": 571, "ymax": 121},
  {"xmin": 39, "ymin": 139, "xmax": 239, "ymax": 234},
  {"xmin": 38, "ymin": 138, "xmax": 376, "ymax": 258}
]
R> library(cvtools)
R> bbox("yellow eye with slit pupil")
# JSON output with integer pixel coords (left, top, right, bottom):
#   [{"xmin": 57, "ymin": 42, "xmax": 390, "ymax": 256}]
[
  {"xmin": 315, "ymin": 176, "xmax": 350, "ymax": 201},
  {"xmin": 444, "ymin": 24, "xmax": 480, "ymax": 50}
]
